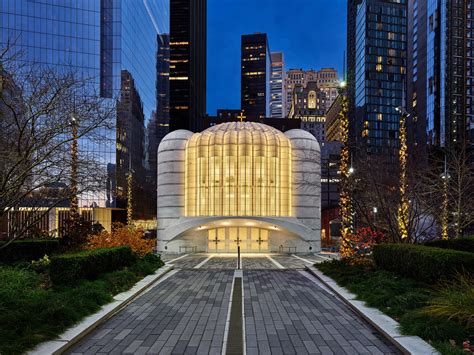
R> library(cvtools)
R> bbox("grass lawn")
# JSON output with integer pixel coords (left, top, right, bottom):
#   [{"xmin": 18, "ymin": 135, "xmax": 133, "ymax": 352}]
[
  {"xmin": 316, "ymin": 260, "xmax": 470, "ymax": 355},
  {"xmin": 0, "ymin": 254, "xmax": 164, "ymax": 355}
]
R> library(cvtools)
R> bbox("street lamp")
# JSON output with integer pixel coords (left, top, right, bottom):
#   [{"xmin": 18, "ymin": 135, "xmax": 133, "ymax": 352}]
[{"xmin": 373, "ymin": 207, "xmax": 378, "ymax": 226}]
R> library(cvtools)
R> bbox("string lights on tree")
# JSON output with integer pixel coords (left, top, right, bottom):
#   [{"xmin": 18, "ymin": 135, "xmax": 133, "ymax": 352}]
[
  {"xmin": 396, "ymin": 106, "xmax": 410, "ymax": 240},
  {"xmin": 441, "ymin": 154, "xmax": 449, "ymax": 240},
  {"xmin": 70, "ymin": 116, "xmax": 80, "ymax": 226},
  {"xmin": 127, "ymin": 155, "xmax": 133, "ymax": 226},
  {"xmin": 338, "ymin": 81, "xmax": 354, "ymax": 258}
]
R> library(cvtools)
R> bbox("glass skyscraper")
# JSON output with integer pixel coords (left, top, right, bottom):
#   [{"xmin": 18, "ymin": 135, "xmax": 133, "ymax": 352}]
[
  {"xmin": 0, "ymin": 0, "xmax": 169, "ymax": 220},
  {"xmin": 348, "ymin": 0, "xmax": 408, "ymax": 158}
]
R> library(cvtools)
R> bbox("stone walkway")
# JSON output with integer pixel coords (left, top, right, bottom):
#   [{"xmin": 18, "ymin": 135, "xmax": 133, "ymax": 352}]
[{"xmin": 67, "ymin": 254, "xmax": 400, "ymax": 355}]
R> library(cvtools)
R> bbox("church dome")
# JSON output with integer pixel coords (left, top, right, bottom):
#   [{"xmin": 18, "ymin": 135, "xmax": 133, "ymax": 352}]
[{"xmin": 184, "ymin": 122, "xmax": 292, "ymax": 217}]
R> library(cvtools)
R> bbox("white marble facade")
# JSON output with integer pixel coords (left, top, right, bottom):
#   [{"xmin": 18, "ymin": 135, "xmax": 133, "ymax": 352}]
[{"xmin": 157, "ymin": 122, "xmax": 321, "ymax": 254}]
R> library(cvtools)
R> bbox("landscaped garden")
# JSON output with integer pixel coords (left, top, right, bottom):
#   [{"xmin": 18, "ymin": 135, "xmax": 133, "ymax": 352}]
[
  {"xmin": 317, "ymin": 236, "xmax": 474, "ymax": 355},
  {"xmin": 0, "ymin": 223, "xmax": 163, "ymax": 355}
]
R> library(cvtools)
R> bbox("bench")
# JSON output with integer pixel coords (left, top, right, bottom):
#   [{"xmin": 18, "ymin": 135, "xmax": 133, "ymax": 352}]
[
  {"xmin": 179, "ymin": 246, "xmax": 197, "ymax": 254},
  {"xmin": 279, "ymin": 246, "xmax": 297, "ymax": 254}
]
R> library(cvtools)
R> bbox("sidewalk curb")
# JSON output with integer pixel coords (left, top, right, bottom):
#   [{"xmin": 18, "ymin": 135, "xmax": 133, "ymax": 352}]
[
  {"xmin": 305, "ymin": 265, "xmax": 439, "ymax": 355},
  {"xmin": 29, "ymin": 265, "xmax": 174, "ymax": 355}
]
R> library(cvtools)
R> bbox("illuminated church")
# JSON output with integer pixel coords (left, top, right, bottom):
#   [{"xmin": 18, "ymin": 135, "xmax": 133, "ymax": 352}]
[{"xmin": 156, "ymin": 122, "xmax": 321, "ymax": 254}]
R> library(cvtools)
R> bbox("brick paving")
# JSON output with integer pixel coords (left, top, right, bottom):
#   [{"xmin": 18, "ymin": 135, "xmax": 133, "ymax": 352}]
[
  {"xmin": 198, "ymin": 256, "xmax": 237, "ymax": 269},
  {"xmin": 244, "ymin": 270, "xmax": 398, "ymax": 354},
  {"xmin": 67, "ymin": 257, "xmax": 400, "ymax": 355},
  {"xmin": 242, "ymin": 257, "xmax": 276, "ymax": 269},
  {"xmin": 163, "ymin": 254, "xmax": 209, "ymax": 269},
  {"xmin": 67, "ymin": 270, "xmax": 233, "ymax": 355}
]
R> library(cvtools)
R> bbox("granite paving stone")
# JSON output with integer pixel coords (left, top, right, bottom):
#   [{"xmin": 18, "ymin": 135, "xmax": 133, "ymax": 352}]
[
  {"xmin": 244, "ymin": 270, "xmax": 399, "ymax": 354},
  {"xmin": 64, "ymin": 258, "xmax": 401, "ymax": 355}
]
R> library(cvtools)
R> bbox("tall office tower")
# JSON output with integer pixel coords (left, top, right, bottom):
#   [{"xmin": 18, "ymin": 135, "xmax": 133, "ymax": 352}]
[
  {"xmin": 156, "ymin": 34, "xmax": 171, "ymax": 144},
  {"xmin": 147, "ymin": 33, "xmax": 170, "ymax": 214},
  {"xmin": 284, "ymin": 68, "xmax": 339, "ymax": 116},
  {"xmin": 347, "ymin": 0, "xmax": 408, "ymax": 158},
  {"xmin": 241, "ymin": 33, "xmax": 271, "ymax": 119},
  {"xmin": 169, "ymin": 0, "xmax": 207, "ymax": 133},
  {"xmin": 407, "ymin": 0, "xmax": 473, "ymax": 150},
  {"xmin": 270, "ymin": 52, "xmax": 285, "ymax": 118},
  {"xmin": 0, "ymin": 1, "xmax": 169, "ymax": 225},
  {"xmin": 406, "ymin": 0, "xmax": 428, "ymax": 151},
  {"xmin": 288, "ymin": 82, "xmax": 327, "ymax": 143}
]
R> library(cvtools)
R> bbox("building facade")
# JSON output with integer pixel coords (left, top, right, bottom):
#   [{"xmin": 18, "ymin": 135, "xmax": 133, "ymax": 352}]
[
  {"xmin": 156, "ymin": 122, "xmax": 321, "ymax": 253},
  {"xmin": 288, "ymin": 82, "xmax": 327, "ymax": 143},
  {"xmin": 284, "ymin": 68, "xmax": 339, "ymax": 116},
  {"xmin": 169, "ymin": 0, "xmax": 206, "ymax": 133},
  {"xmin": 270, "ymin": 52, "xmax": 285, "ymax": 118},
  {"xmin": 325, "ymin": 95, "xmax": 343, "ymax": 142},
  {"xmin": 0, "ymin": 0, "xmax": 169, "ymax": 226},
  {"xmin": 347, "ymin": 0, "xmax": 408, "ymax": 158},
  {"xmin": 407, "ymin": 0, "xmax": 474, "ymax": 150},
  {"xmin": 241, "ymin": 33, "xmax": 271, "ymax": 119}
]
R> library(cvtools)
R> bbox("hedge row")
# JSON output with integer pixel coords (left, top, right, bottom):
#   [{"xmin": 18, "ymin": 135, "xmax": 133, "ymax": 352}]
[
  {"xmin": 372, "ymin": 244, "xmax": 474, "ymax": 283},
  {"xmin": 0, "ymin": 239, "xmax": 60, "ymax": 264},
  {"xmin": 424, "ymin": 236, "xmax": 474, "ymax": 253},
  {"xmin": 50, "ymin": 246, "xmax": 136, "ymax": 284}
]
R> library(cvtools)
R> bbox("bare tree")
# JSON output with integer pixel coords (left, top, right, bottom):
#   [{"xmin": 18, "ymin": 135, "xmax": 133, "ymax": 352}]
[
  {"xmin": 421, "ymin": 143, "xmax": 474, "ymax": 239},
  {"xmin": 0, "ymin": 46, "xmax": 115, "ymax": 248},
  {"xmin": 350, "ymin": 153, "xmax": 437, "ymax": 243}
]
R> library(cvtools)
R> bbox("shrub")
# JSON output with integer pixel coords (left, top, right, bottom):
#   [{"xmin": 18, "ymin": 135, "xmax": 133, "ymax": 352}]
[
  {"xmin": 340, "ymin": 227, "xmax": 385, "ymax": 263},
  {"xmin": 422, "ymin": 273, "xmax": 474, "ymax": 330},
  {"xmin": 49, "ymin": 246, "xmax": 136, "ymax": 284},
  {"xmin": 86, "ymin": 223, "xmax": 155, "ymax": 257},
  {"xmin": 425, "ymin": 236, "xmax": 474, "ymax": 253},
  {"xmin": 0, "ymin": 239, "xmax": 60, "ymax": 264},
  {"xmin": 372, "ymin": 244, "xmax": 474, "ymax": 283}
]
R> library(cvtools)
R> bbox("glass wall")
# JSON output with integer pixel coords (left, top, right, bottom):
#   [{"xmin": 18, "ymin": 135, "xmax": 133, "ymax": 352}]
[{"xmin": 185, "ymin": 122, "xmax": 291, "ymax": 217}]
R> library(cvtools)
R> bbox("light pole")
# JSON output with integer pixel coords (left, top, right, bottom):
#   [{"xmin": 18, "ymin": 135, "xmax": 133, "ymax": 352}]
[
  {"xmin": 373, "ymin": 207, "xmax": 378, "ymax": 227},
  {"xmin": 395, "ymin": 105, "xmax": 412, "ymax": 240}
]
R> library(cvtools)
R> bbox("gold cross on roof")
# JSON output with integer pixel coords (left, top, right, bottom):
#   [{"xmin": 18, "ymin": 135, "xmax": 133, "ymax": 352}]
[{"xmin": 237, "ymin": 111, "xmax": 246, "ymax": 122}]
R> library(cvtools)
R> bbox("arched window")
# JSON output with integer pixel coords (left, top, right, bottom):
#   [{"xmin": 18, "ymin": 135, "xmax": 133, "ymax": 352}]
[{"xmin": 308, "ymin": 90, "xmax": 317, "ymax": 108}]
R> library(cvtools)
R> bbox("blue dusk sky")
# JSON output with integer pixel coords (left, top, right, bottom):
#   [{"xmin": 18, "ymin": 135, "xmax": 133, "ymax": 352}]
[{"xmin": 207, "ymin": 0, "xmax": 347, "ymax": 115}]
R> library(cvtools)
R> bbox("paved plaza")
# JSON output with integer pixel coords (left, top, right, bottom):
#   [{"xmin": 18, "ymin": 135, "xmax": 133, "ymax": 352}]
[{"xmin": 68, "ymin": 254, "xmax": 400, "ymax": 354}]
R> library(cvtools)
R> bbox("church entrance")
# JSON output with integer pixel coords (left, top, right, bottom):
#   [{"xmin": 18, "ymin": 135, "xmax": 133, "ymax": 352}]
[{"xmin": 207, "ymin": 227, "xmax": 269, "ymax": 253}]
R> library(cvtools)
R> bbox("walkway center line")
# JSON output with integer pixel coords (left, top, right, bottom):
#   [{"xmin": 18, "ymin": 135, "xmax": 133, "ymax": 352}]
[
  {"xmin": 165, "ymin": 254, "xmax": 189, "ymax": 264},
  {"xmin": 222, "ymin": 270, "xmax": 245, "ymax": 355},
  {"xmin": 194, "ymin": 255, "xmax": 214, "ymax": 269},
  {"xmin": 266, "ymin": 255, "xmax": 285, "ymax": 269}
]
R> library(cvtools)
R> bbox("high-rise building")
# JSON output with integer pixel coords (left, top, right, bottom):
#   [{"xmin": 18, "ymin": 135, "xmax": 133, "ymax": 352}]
[
  {"xmin": 284, "ymin": 68, "xmax": 339, "ymax": 116},
  {"xmin": 0, "ymin": 0, "xmax": 169, "ymax": 226},
  {"xmin": 407, "ymin": 0, "xmax": 474, "ymax": 150},
  {"xmin": 241, "ymin": 33, "xmax": 271, "ymax": 119},
  {"xmin": 325, "ymin": 95, "xmax": 343, "ymax": 142},
  {"xmin": 169, "ymin": 0, "xmax": 207, "ymax": 133},
  {"xmin": 288, "ymin": 82, "xmax": 327, "ymax": 143},
  {"xmin": 347, "ymin": 0, "xmax": 408, "ymax": 158},
  {"xmin": 270, "ymin": 52, "xmax": 285, "ymax": 118}
]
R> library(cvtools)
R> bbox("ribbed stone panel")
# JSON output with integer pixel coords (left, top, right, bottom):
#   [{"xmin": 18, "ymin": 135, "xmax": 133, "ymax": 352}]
[
  {"xmin": 157, "ymin": 130, "xmax": 193, "ymax": 241},
  {"xmin": 285, "ymin": 129, "xmax": 321, "ymax": 238}
]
